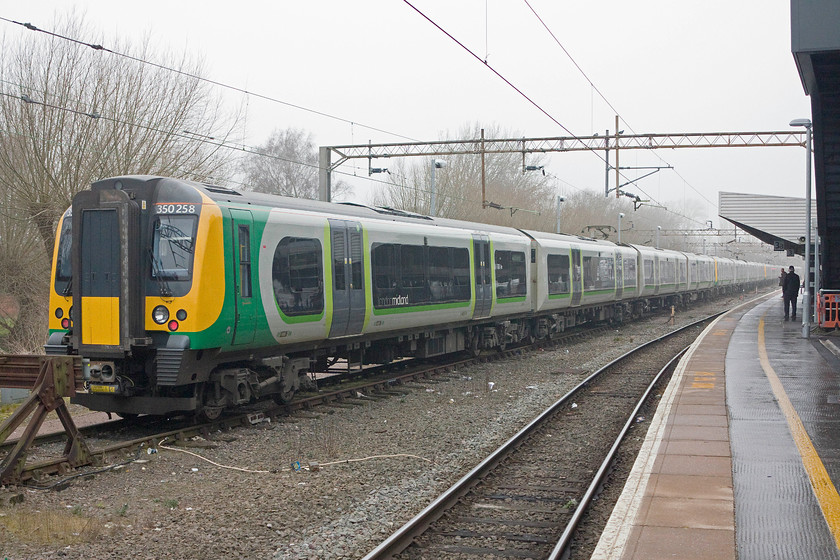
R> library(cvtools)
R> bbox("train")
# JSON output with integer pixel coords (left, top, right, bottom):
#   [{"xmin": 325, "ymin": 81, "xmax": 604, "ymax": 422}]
[{"xmin": 45, "ymin": 176, "xmax": 773, "ymax": 419}]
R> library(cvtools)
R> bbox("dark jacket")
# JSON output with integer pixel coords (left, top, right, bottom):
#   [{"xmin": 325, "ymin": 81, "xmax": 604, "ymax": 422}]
[{"xmin": 783, "ymin": 271, "xmax": 801, "ymax": 298}]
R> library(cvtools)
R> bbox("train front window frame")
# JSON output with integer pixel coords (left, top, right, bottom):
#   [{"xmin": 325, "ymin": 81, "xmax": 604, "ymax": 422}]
[
  {"xmin": 151, "ymin": 215, "xmax": 197, "ymax": 281},
  {"xmin": 54, "ymin": 209, "xmax": 73, "ymax": 293}
]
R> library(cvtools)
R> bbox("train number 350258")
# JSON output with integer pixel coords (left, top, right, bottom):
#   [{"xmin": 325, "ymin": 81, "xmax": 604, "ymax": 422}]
[{"xmin": 156, "ymin": 204, "xmax": 197, "ymax": 214}]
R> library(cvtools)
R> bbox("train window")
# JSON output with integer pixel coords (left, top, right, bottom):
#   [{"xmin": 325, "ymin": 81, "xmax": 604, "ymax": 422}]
[
  {"xmin": 372, "ymin": 243, "xmax": 471, "ymax": 308},
  {"xmin": 582, "ymin": 254, "xmax": 614, "ymax": 290},
  {"xmin": 495, "ymin": 250, "xmax": 526, "ymax": 298},
  {"xmin": 372, "ymin": 243, "xmax": 397, "ymax": 293},
  {"xmin": 661, "ymin": 259, "xmax": 676, "ymax": 285},
  {"xmin": 623, "ymin": 256, "xmax": 637, "ymax": 288},
  {"xmin": 152, "ymin": 215, "xmax": 197, "ymax": 281},
  {"xmin": 273, "ymin": 237, "xmax": 324, "ymax": 316},
  {"xmin": 350, "ymin": 231, "xmax": 363, "ymax": 289},
  {"xmin": 238, "ymin": 226, "xmax": 251, "ymax": 298},
  {"xmin": 332, "ymin": 230, "xmax": 346, "ymax": 290},
  {"xmin": 547, "ymin": 254, "xmax": 571, "ymax": 295},
  {"xmin": 452, "ymin": 248, "xmax": 471, "ymax": 300},
  {"xmin": 54, "ymin": 209, "xmax": 73, "ymax": 294},
  {"xmin": 428, "ymin": 246, "xmax": 452, "ymax": 302},
  {"xmin": 643, "ymin": 259, "xmax": 655, "ymax": 284},
  {"xmin": 601, "ymin": 256, "xmax": 615, "ymax": 290},
  {"xmin": 401, "ymin": 245, "xmax": 426, "ymax": 289}
]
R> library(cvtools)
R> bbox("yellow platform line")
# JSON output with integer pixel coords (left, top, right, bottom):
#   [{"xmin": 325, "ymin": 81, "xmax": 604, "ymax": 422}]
[{"xmin": 758, "ymin": 316, "xmax": 840, "ymax": 548}]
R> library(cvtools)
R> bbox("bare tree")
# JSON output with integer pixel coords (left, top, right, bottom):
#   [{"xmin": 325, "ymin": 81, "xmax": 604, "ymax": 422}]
[
  {"xmin": 0, "ymin": 11, "xmax": 237, "ymax": 350},
  {"xmin": 240, "ymin": 127, "xmax": 352, "ymax": 199},
  {"xmin": 0, "ymin": 180, "xmax": 46, "ymax": 353},
  {"xmin": 0, "ymin": 11, "xmax": 237, "ymax": 261},
  {"xmin": 372, "ymin": 123, "xmax": 558, "ymax": 230},
  {"xmin": 557, "ymin": 190, "xmax": 702, "ymax": 249}
]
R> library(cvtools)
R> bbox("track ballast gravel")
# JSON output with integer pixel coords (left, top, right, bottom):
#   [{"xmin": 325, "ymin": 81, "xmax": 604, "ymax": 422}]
[{"xmin": 0, "ymin": 292, "xmax": 765, "ymax": 559}]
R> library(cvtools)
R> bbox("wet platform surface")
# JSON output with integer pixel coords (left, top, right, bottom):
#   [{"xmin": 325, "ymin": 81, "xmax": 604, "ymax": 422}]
[{"xmin": 591, "ymin": 291, "xmax": 840, "ymax": 560}]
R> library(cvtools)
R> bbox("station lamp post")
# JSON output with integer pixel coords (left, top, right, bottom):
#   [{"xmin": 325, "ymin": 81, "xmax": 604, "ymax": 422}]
[
  {"xmin": 656, "ymin": 225, "xmax": 661, "ymax": 249},
  {"xmin": 556, "ymin": 195, "xmax": 565, "ymax": 234},
  {"xmin": 430, "ymin": 159, "xmax": 447, "ymax": 217},
  {"xmin": 790, "ymin": 118, "xmax": 812, "ymax": 338},
  {"xmin": 618, "ymin": 212, "xmax": 625, "ymax": 244},
  {"xmin": 814, "ymin": 217, "xmax": 820, "ymax": 325}
]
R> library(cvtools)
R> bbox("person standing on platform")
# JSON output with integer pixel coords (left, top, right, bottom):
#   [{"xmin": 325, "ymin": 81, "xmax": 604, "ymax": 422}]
[
  {"xmin": 783, "ymin": 265, "xmax": 801, "ymax": 321},
  {"xmin": 779, "ymin": 268, "xmax": 786, "ymax": 287}
]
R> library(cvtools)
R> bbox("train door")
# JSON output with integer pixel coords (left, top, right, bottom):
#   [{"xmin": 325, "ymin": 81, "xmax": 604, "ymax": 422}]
[
  {"xmin": 73, "ymin": 187, "xmax": 143, "ymax": 356},
  {"xmin": 472, "ymin": 235, "xmax": 492, "ymax": 318},
  {"xmin": 230, "ymin": 209, "xmax": 255, "ymax": 345},
  {"xmin": 615, "ymin": 249, "xmax": 623, "ymax": 299},
  {"xmin": 571, "ymin": 247, "xmax": 583, "ymax": 306},
  {"xmin": 80, "ymin": 209, "xmax": 121, "ymax": 347},
  {"xmin": 329, "ymin": 219, "xmax": 365, "ymax": 338}
]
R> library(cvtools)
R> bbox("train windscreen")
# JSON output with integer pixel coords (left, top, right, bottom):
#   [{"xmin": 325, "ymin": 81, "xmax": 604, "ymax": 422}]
[{"xmin": 151, "ymin": 215, "xmax": 197, "ymax": 281}]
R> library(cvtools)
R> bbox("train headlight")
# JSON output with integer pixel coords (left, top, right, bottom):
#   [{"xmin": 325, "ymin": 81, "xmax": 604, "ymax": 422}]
[
  {"xmin": 176, "ymin": 309, "xmax": 187, "ymax": 321},
  {"xmin": 152, "ymin": 305, "xmax": 169, "ymax": 325},
  {"xmin": 55, "ymin": 308, "xmax": 63, "ymax": 319}
]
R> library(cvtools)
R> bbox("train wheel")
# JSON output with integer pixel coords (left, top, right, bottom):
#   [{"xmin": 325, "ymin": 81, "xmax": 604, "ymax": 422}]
[
  {"xmin": 272, "ymin": 385, "xmax": 296, "ymax": 405},
  {"xmin": 197, "ymin": 384, "xmax": 224, "ymax": 422},
  {"xmin": 468, "ymin": 335, "xmax": 481, "ymax": 357},
  {"xmin": 199, "ymin": 403, "xmax": 223, "ymax": 422}
]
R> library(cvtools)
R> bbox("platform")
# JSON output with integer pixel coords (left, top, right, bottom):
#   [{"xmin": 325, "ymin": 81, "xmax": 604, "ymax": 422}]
[{"xmin": 591, "ymin": 290, "xmax": 840, "ymax": 560}]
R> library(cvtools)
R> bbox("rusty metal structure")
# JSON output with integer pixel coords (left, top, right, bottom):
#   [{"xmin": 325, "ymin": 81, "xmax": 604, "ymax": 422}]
[{"xmin": 0, "ymin": 355, "xmax": 90, "ymax": 484}]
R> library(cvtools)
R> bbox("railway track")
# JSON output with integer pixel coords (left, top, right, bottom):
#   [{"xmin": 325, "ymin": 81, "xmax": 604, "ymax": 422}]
[
  {"xmin": 361, "ymin": 315, "xmax": 714, "ymax": 560},
  {"xmin": 0, "ymin": 323, "xmax": 613, "ymax": 485}
]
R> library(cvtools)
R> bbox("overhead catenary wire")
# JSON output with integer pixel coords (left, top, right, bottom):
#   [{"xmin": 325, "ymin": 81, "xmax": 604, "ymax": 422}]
[
  {"xmin": 3, "ymin": 11, "xmax": 705, "ymax": 225},
  {"xmin": 0, "ymin": 15, "xmax": 418, "ymax": 143},
  {"xmin": 398, "ymin": 0, "xmax": 683, "ymax": 219},
  {"xmin": 0, "ymin": 87, "xmax": 713, "ymax": 228},
  {"xmin": 0, "ymin": 89, "xmax": 492, "ymax": 209},
  {"xmin": 521, "ymin": 0, "xmax": 716, "ymax": 210}
]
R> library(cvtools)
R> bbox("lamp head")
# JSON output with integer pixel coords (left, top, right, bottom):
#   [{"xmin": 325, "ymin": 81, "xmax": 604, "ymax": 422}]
[
  {"xmin": 619, "ymin": 212, "xmax": 625, "ymax": 219},
  {"xmin": 789, "ymin": 118, "xmax": 812, "ymax": 128}
]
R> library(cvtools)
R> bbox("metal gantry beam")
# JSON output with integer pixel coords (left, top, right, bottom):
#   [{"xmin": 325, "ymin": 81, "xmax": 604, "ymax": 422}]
[{"xmin": 318, "ymin": 130, "xmax": 807, "ymax": 202}]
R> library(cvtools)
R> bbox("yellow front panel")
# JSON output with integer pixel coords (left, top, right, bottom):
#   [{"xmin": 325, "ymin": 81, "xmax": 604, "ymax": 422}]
[
  {"xmin": 145, "ymin": 195, "xmax": 225, "ymax": 333},
  {"xmin": 81, "ymin": 297, "xmax": 120, "ymax": 345}
]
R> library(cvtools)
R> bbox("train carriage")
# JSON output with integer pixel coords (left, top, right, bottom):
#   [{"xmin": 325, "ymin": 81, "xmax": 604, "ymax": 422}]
[{"xmin": 45, "ymin": 175, "xmax": 775, "ymax": 418}]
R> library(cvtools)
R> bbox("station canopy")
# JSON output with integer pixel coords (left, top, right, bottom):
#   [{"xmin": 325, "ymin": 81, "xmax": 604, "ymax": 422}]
[{"xmin": 718, "ymin": 191, "xmax": 817, "ymax": 256}]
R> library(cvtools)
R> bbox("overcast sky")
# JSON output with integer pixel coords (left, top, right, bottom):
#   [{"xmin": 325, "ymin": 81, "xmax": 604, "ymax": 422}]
[{"xmin": 3, "ymin": 1, "xmax": 813, "ymax": 227}]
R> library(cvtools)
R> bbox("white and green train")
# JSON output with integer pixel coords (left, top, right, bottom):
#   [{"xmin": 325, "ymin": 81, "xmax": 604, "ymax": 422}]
[{"xmin": 45, "ymin": 176, "xmax": 772, "ymax": 418}]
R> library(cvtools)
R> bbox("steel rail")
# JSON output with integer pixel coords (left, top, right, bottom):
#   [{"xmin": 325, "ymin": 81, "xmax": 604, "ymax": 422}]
[
  {"xmin": 361, "ymin": 313, "xmax": 720, "ymax": 560},
  {"xmin": 546, "ymin": 348, "xmax": 687, "ymax": 560},
  {"xmin": 2, "ymin": 321, "xmax": 611, "ymax": 484}
]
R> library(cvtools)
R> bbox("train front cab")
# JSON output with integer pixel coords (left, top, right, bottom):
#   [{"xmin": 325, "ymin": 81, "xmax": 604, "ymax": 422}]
[{"xmin": 53, "ymin": 177, "xmax": 226, "ymax": 416}]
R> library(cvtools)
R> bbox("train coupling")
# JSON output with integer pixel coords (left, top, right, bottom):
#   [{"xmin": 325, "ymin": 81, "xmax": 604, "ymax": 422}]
[{"xmin": 86, "ymin": 361, "xmax": 117, "ymax": 382}]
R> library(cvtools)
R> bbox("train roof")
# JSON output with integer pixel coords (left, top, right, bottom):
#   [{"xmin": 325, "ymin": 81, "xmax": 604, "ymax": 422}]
[{"xmin": 95, "ymin": 175, "xmax": 530, "ymax": 237}]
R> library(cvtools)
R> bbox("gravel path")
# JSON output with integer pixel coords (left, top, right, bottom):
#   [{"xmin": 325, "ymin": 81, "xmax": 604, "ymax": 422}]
[{"xmin": 0, "ymin": 291, "xmax": 770, "ymax": 559}]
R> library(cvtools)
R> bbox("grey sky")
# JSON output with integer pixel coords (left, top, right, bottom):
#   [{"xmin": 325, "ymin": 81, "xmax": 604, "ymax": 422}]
[{"xmin": 4, "ymin": 1, "xmax": 812, "ymax": 226}]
